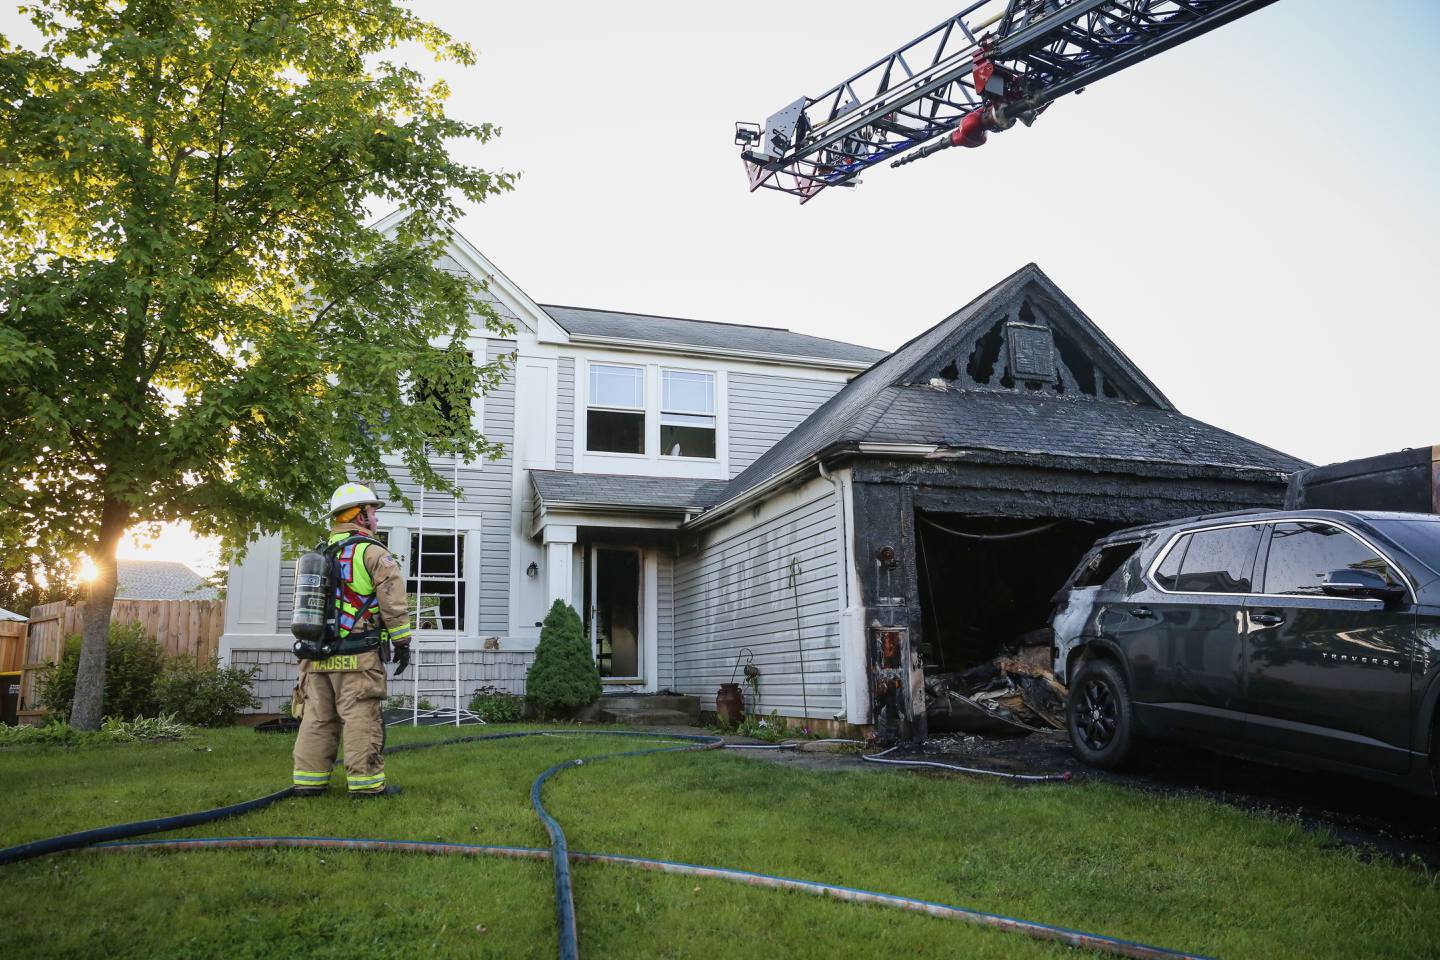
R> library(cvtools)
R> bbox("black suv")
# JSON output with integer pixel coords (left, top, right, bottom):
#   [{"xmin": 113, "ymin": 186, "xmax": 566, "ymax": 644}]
[{"xmin": 1051, "ymin": 509, "xmax": 1440, "ymax": 795}]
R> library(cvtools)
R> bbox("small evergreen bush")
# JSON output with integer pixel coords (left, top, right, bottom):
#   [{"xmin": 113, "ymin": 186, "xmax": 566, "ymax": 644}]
[
  {"xmin": 153, "ymin": 657, "xmax": 259, "ymax": 727},
  {"xmin": 468, "ymin": 684, "xmax": 525, "ymax": 723},
  {"xmin": 38, "ymin": 623, "xmax": 165, "ymax": 721},
  {"xmin": 524, "ymin": 600, "xmax": 600, "ymax": 717}
]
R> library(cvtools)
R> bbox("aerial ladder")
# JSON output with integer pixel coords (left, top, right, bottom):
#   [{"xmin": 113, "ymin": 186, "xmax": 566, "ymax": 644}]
[{"xmin": 736, "ymin": 0, "xmax": 1278, "ymax": 202}]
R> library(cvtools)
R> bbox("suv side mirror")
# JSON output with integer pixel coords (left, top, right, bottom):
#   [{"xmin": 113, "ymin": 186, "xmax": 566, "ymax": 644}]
[{"xmin": 1321, "ymin": 568, "xmax": 1406, "ymax": 604}]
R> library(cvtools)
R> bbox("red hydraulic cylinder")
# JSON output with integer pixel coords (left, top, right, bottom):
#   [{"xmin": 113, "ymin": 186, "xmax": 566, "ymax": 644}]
[{"xmin": 950, "ymin": 109, "xmax": 988, "ymax": 149}]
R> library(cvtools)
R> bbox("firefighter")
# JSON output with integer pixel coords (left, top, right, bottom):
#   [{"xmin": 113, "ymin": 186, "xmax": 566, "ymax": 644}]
[{"xmin": 291, "ymin": 483, "xmax": 412, "ymax": 798}]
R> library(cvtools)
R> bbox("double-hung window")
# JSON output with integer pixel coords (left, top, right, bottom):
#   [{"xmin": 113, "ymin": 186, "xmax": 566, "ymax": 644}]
[
  {"xmin": 660, "ymin": 370, "xmax": 716, "ymax": 459},
  {"xmin": 408, "ymin": 531, "xmax": 466, "ymax": 632},
  {"xmin": 587, "ymin": 364, "xmax": 645, "ymax": 454}
]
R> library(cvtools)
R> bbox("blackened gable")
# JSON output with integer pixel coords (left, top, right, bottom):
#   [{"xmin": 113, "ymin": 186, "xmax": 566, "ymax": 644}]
[
  {"xmin": 714, "ymin": 263, "xmax": 1307, "ymax": 508},
  {"xmin": 900, "ymin": 265, "xmax": 1170, "ymax": 407}
]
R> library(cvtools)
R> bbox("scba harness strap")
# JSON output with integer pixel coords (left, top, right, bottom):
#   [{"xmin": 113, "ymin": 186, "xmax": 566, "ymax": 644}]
[{"xmin": 329, "ymin": 534, "xmax": 387, "ymax": 655}]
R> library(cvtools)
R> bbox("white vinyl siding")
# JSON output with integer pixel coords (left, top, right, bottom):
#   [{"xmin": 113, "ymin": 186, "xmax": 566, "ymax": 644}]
[
  {"xmin": 727, "ymin": 373, "xmax": 844, "ymax": 477},
  {"xmin": 673, "ymin": 489, "xmax": 842, "ymax": 719},
  {"xmin": 556, "ymin": 356, "xmax": 575, "ymax": 470}
]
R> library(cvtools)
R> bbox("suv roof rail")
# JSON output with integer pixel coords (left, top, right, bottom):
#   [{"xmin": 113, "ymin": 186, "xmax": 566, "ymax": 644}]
[{"xmin": 1103, "ymin": 507, "xmax": 1275, "ymax": 541}]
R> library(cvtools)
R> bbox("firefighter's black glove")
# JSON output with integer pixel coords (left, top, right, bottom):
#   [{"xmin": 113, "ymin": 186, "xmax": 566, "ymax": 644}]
[{"xmin": 392, "ymin": 643, "xmax": 411, "ymax": 677}]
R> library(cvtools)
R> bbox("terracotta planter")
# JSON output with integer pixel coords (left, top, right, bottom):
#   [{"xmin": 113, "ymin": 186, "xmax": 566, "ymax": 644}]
[{"xmin": 715, "ymin": 683, "xmax": 745, "ymax": 726}]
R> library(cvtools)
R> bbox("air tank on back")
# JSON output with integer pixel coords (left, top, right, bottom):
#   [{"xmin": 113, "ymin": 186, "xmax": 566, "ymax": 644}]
[{"xmin": 289, "ymin": 548, "xmax": 330, "ymax": 643}]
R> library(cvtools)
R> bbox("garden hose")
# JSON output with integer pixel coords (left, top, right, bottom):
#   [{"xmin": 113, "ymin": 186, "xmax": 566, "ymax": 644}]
[
  {"xmin": 863, "ymin": 744, "xmax": 1073, "ymax": 782},
  {"xmin": 0, "ymin": 729, "xmax": 1202, "ymax": 960}
]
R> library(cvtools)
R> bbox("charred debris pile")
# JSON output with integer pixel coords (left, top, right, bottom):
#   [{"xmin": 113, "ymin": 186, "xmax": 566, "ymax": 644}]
[{"xmin": 926, "ymin": 648, "xmax": 1069, "ymax": 736}]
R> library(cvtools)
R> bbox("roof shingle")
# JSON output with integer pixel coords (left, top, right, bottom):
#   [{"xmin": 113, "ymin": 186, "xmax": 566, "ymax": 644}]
[
  {"xmin": 542, "ymin": 305, "xmax": 886, "ymax": 366},
  {"xmin": 531, "ymin": 470, "xmax": 728, "ymax": 512}
]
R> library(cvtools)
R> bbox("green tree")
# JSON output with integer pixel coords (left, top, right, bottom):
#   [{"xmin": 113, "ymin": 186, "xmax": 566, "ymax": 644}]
[
  {"xmin": 525, "ymin": 600, "xmax": 601, "ymax": 716},
  {"xmin": 0, "ymin": 1, "xmax": 516, "ymax": 729}
]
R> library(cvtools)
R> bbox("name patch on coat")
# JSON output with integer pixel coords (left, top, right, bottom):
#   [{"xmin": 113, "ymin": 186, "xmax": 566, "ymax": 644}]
[{"xmin": 312, "ymin": 654, "xmax": 360, "ymax": 672}]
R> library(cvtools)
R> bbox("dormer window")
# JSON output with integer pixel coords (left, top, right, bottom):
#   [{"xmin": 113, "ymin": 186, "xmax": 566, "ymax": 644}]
[
  {"xmin": 587, "ymin": 363, "xmax": 644, "ymax": 454},
  {"xmin": 660, "ymin": 369, "xmax": 716, "ymax": 459}
]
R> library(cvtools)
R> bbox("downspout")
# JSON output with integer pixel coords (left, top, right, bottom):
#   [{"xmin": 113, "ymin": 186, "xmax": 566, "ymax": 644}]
[{"xmin": 820, "ymin": 463, "xmax": 869, "ymax": 725}]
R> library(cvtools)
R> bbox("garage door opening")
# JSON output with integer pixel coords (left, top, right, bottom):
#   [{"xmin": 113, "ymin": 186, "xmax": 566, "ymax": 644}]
[{"xmin": 914, "ymin": 511, "xmax": 1126, "ymax": 674}]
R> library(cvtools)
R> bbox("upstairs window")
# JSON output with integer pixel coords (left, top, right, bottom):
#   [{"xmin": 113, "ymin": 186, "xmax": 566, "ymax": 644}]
[
  {"xmin": 411, "ymin": 351, "xmax": 475, "ymax": 440},
  {"xmin": 660, "ymin": 370, "xmax": 716, "ymax": 459},
  {"xmin": 587, "ymin": 364, "xmax": 645, "ymax": 454}
]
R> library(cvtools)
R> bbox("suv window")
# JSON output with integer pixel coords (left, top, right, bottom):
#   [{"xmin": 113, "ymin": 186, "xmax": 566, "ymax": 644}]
[
  {"xmin": 1155, "ymin": 525, "xmax": 1262, "ymax": 594},
  {"xmin": 1153, "ymin": 535, "xmax": 1188, "ymax": 589},
  {"xmin": 1263, "ymin": 521, "xmax": 1402, "ymax": 596},
  {"xmin": 1072, "ymin": 542, "xmax": 1142, "ymax": 588},
  {"xmin": 1369, "ymin": 518, "xmax": 1440, "ymax": 578}
]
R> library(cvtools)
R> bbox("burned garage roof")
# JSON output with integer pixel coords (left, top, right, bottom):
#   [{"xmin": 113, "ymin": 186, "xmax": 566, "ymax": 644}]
[
  {"xmin": 718, "ymin": 263, "xmax": 1306, "ymax": 506},
  {"xmin": 531, "ymin": 470, "xmax": 728, "ymax": 513},
  {"xmin": 867, "ymin": 387, "xmax": 1309, "ymax": 474}
]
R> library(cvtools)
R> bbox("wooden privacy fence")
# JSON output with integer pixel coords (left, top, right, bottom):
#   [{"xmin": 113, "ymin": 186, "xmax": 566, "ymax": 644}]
[
  {"xmin": 0, "ymin": 620, "xmax": 25, "ymax": 673},
  {"xmin": 18, "ymin": 599, "xmax": 225, "ymax": 711}
]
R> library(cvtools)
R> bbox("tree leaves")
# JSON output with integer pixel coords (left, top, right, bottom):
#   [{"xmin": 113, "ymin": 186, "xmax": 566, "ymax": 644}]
[{"xmin": 0, "ymin": 0, "xmax": 517, "ymax": 568}]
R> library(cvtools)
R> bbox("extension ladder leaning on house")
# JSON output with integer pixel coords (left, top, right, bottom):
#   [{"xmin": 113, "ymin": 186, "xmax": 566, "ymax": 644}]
[{"xmin": 389, "ymin": 448, "xmax": 482, "ymax": 727}]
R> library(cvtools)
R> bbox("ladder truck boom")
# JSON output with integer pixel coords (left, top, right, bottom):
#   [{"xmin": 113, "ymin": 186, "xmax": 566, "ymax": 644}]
[{"xmin": 735, "ymin": 0, "xmax": 1278, "ymax": 202}]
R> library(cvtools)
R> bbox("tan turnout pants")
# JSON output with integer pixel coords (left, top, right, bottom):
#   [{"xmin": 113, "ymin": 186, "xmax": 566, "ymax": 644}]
[{"xmin": 291, "ymin": 650, "xmax": 388, "ymax": 794}]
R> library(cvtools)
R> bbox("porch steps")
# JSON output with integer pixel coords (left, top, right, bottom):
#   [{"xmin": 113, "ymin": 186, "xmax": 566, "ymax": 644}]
[{"xmin": 575, "ymin": 693, "xmax": 701, "ymax": 727}]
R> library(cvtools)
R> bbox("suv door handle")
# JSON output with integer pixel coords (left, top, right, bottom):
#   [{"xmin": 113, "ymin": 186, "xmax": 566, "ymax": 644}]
[
  {"xmin": 1250, "ymin": 613, "xmax": 1285, "ymax": 626},
  {"xmin": 1129, "ymin": 607, "xmax": 1154, "ymax": 619}
]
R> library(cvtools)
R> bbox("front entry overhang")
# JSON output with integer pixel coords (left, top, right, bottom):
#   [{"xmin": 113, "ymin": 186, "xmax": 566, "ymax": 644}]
[{"xmin": 528, "ymin": 469, "xmax": 727, "ymax": 539}]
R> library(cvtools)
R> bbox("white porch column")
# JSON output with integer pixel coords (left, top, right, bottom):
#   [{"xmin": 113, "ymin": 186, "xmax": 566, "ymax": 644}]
[{"xmin": 543, "ymin": 525, "xmax": 578, "ymax": 609}]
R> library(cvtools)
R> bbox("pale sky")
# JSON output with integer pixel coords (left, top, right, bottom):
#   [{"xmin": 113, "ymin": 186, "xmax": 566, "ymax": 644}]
[{"xmin": 7, "ymin": 1, "xmax": 1438, "ymax": 575}]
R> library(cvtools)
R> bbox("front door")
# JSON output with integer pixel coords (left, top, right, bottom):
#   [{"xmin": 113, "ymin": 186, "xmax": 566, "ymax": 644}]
[{"xmin": 588, "ymin": 545, "xmax": 642, "ymax": 681}]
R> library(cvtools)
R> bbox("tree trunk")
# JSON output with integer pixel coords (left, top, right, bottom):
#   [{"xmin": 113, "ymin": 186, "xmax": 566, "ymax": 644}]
[{"xmin": 69, "ymin": 498, "xmax": 131, "ymax": 731}]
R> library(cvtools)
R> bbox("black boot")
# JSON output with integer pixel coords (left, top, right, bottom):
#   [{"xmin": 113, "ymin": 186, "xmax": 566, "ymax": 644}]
[{"xmin": 351, "ymin": 784, "xmax": 403, "ymax": 799}]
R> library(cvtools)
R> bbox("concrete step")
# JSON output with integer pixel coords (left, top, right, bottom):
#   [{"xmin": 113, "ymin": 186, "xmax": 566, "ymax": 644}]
[
  {"xmin": 574, "ymin": 694, "xmax": 701, "ymax": 726},
  {"xmin": 598, "ymin": 708, "xmax": 697, "ymax": 727}
]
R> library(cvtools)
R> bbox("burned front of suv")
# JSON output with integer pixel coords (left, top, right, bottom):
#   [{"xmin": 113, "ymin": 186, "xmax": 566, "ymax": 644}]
[{"xmin": 1050, "ymin": 536, "xmax": 1149, "ymax": 686}]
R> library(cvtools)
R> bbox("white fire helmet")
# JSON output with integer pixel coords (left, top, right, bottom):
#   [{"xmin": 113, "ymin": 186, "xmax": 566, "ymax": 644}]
[{"xmin": 328, "ymin": 482, "xmax": 386, "ymax": 516}]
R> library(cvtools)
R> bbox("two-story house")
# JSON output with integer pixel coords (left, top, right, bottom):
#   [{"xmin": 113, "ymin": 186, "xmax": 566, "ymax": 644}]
[
  {"xmin": 224, "ymin": 217, "xmax": 1307, "ymax": 736},
  {"xmin": 222, "ymin": 216, "xmax": 884, "ymax": 717}
]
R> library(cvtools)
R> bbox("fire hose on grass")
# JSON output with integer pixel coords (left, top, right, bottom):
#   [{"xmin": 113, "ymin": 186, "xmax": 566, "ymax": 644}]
[{"xmin": 0, "ymin": 730, "xmax": 1204, "ymax": 960}]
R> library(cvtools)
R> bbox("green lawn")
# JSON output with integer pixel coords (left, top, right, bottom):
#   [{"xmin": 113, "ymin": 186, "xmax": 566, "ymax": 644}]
[{"xmin": 2, "ymin": 724, "xmax": 1437, "ymax": 959}]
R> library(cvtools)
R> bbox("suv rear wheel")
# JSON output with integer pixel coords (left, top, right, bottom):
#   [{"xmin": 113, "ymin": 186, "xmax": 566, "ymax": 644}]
[{"xmin": 1067, "ymin": 659, "xmax": 1136, "ymax": 769}]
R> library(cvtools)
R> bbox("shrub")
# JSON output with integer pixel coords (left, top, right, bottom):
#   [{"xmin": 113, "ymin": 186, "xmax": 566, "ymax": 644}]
[
  {"xmin": 524, "ymin": 600, "xmax": 600, "ymax": 717},
  {"xmin": 38, "ymin": 623, "xmax": 165, "ymax": 721},
  {"xmin": 153, "ymin": 657, "xmax": 259, "ymax": 727},
  {"xmin": 468, "ymin": 684, "xmax": 524, "ymax": 723}
]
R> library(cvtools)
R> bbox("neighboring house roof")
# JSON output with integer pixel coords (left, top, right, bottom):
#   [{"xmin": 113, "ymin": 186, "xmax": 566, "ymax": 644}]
[
  {"xmin": 531, "ymin": 470, "xmax": 728, "ymax": 513},
  {"xmin": 115, "ymin": 560, "xmax": 217, "ymax": 601},
  {"xmin": 716, "ymin": 263, "xmax": 1307, "ymax": 507},
  {"xmin": 541, "ymin": 304, "xmax": 888, "ymax": 367},
  {"xmin": 0, "ymin": 607, "xmax": 25, "ymax": 622}
]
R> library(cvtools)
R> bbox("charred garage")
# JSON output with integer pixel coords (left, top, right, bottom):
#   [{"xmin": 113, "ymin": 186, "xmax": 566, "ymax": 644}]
[{"xmin": 698, "ymin": 264, "xmax": 1310, "ymax": 740}]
